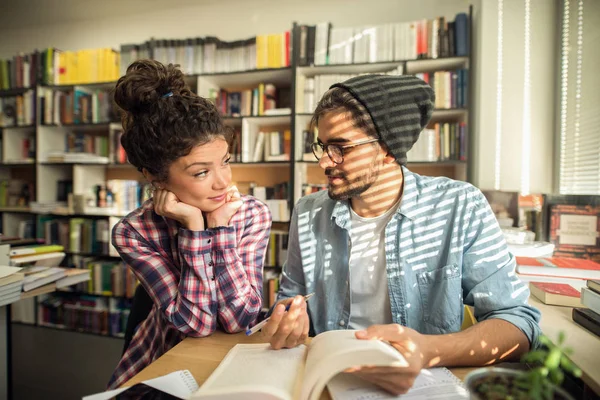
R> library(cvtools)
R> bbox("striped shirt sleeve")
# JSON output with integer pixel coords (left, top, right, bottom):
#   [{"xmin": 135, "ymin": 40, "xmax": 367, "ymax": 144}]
[
  {"xmin": 112, "ymin": 220, "xmax": 218, "ymax": 337},
  {"xmin": 461, "ymin": 189, "xmax": 542, "ymax": 348},
  {"xmin": 212, "ymin": 201, "xmax": 272, "ymax": 332}
]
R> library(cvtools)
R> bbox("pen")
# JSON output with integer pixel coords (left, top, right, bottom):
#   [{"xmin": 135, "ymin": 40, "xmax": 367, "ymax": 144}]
[{"xmin": 245, "ymin": 293, "xmax": 315, "ymax": 336}]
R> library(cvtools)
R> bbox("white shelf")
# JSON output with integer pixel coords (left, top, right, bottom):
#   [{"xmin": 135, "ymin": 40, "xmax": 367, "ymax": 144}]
[
  {"xmin": 242, "ymin": 115, "xmax": 291, "ymax": 126},
  {"xmin": 230, "ymin": 162, "xmax": 290, "ymax": 168},
  {"xmin": 405, "ymin": 56, "xmax": 469, "ymax": 73},
  {"xmin": 297, "ymin": 61, "xmax": 405, "ymax": 77},
  {"xmin": 195, "ymin": 68, "xmax": 292, "ymax": 88},
  {"xmin": 0, "ymin": 207, "xmax": 32, "ymax": 213},
  {"xmin": 430, "ymin": 109, "xmax": 468, "ymax": 119}
]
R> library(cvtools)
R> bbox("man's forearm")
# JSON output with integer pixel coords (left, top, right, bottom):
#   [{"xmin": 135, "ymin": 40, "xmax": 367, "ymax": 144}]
[{"xmin": 423, "ymin": 319, "xmax": 531, "ymax": 368}]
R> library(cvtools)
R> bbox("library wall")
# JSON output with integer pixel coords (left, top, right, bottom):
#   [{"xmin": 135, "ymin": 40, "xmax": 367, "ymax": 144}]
[{"xmin": 0, "ymin": 0, "xmax": 473, "ymax": 58}]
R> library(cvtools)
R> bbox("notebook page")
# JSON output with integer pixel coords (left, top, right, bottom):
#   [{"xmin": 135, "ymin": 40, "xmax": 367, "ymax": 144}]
[
  {"xmin": 82, "ymin": 370, "xmax": 198, "ymax": 400},
  {"xmin": 193, "ymin": 343, "xmax": 306, "ymax": 400},
  {"xmin": 327, "ymin": 368, "xmax": 468, "ymax": 400}
]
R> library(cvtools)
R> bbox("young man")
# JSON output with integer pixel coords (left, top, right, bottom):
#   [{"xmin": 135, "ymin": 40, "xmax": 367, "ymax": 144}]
[{"xmin": 262, "ymin": 75, "xmax": 541, "ymax": 395}]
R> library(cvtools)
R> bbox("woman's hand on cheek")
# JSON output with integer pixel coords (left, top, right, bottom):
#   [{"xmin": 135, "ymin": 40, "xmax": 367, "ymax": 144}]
[
  {"xmin": 153, "ymin": 189, "xmax": 204, "ymax": 231},
  {"xmin": 205, "ymin": 185, "xmax": 243, "ymax": 228}
]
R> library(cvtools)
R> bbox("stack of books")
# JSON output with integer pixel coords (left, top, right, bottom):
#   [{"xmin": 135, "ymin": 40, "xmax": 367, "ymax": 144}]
[
  {"xmin": 574, "ymin": 280, "xmax": 600, "ymax": 337},
  {"xmin": 0, "ymin": 266, "xmax": 25, "ymax": 307},
  {"xmin": 516, "ymin": 256, "xmax": 600, "ymax": 289}
]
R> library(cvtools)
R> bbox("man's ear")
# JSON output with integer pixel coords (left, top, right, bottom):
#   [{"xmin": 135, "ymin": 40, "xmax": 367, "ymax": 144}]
[{"xmin": 379, "ymin": 144, "xmax": 397, "ymax": 164}]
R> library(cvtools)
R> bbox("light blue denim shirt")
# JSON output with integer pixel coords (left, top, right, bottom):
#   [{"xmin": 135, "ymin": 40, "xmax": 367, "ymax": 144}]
[{"xmin": 277, "ymin": 167, "xmax": 541, "ymax": 348}]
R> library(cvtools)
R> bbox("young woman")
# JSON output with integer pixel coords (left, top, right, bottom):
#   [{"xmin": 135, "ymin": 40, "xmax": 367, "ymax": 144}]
[{"xmin": 108, "ymin": 60, "xmax": 272, "ymax": 388}]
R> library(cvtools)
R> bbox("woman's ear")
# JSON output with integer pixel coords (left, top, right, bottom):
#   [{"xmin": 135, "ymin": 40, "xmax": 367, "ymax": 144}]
[{"xmin": 142, "ymin": 168, "xmax": 163, "ymax": 190}]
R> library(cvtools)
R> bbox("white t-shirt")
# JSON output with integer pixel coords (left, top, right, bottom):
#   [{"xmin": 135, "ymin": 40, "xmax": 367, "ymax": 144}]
[{"xmin": 347, "ymin": 201, "xmax": 401, "ymax": 330}]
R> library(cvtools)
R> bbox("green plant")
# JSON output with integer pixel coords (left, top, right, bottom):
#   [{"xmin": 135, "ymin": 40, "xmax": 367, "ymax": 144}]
[
  {"xmin": 515, "ymin": 332, "xmax": 582, "ymax": 400},
  {"xmin": 472, "ymin": 332, "xmax": 582, "ymax": 400}
]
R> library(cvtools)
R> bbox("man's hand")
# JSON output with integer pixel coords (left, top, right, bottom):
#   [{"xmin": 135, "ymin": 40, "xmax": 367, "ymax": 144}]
[
  {"xmin": 349, "ymin": 324, "xmax": 429, "ymax": 395},
  {"xmin": 261, "ymin": 295, "xmax": 310, "ymax": 350},
  {"xmin": 154, "ymin": 189, "xmax": 204, "ymax": 231},
  {"xmin": 205, "ymin": 185, "xmax": 243, "ymax": 228}
]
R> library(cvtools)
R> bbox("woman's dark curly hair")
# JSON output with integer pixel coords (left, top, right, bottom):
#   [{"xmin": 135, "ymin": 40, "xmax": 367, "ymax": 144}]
[{"xmin": 114, "ymin": 59, "xmax": 230, "ymax": 182}]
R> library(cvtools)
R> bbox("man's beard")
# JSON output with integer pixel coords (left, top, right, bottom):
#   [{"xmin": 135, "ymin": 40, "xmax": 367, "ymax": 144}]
[{"xmin": 326, "ymin": 167, "xmax": 379, "ymax": 201}]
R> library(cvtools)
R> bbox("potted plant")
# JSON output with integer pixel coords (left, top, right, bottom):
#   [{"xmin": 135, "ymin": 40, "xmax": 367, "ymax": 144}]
[{"xmin": 465, "ymin": 332, "xmax": 582, "ymax": 400}]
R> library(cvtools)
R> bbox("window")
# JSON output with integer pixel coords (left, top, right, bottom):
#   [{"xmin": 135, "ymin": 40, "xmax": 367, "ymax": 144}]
[{"xmin": 558, "ymin": 0, "xmax": 600, "ymax": 195}]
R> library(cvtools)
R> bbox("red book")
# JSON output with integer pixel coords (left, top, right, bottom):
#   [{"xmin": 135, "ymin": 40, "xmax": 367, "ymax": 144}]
[
  {"xmin": 530, "ymin": 282, "xmax": 584, "ymax": 308},
  {"xmin": 516, "ymin": 256, "xmax": 600, "ymax": 280}
]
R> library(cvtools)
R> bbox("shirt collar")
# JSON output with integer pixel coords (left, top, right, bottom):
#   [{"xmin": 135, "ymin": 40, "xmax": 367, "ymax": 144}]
[
  {"xmin": 396, "ymin": 166, "xmax": 419, "ymax": 221},
  {"xmin": 330, "ymin": 166, "xmax": 419, "ymax": 227}
]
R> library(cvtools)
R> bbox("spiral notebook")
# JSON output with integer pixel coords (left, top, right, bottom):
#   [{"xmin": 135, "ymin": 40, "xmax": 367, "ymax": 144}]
[
  {"xmin": 83, "ymin": 370, "xmax": 199, "ymax": 400},
  {"xmin": 327, "ymin": 367, "xmax": 468, "ymax": 400}
]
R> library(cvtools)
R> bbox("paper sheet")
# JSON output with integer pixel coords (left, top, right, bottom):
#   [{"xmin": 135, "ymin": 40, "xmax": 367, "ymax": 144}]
[{"xmin": 327, "ymin": 368, "xmax": 468, "ymax": 400}]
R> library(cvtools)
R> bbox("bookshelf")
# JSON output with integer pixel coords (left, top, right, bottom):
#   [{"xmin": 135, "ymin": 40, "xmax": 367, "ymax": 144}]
[{"xmin": 1, "ymin": 7, "xmax": 473, "ymax": 336}]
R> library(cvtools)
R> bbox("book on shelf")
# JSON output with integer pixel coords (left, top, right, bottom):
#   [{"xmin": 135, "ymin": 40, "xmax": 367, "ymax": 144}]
[
  {"xmin": 42, "ymin": 47, "xmax": 120, "ymax": 85},
  {"xmin": 207, "ymin": 83, "xmax": 291, "ymax": 118},
  {"xmin": 11, "ymin": 251, "xmax": 66, "ymax": 267},
  {"xmin": 0, "ymin": 90, "xmax": 35, "ymax": 127},
  {"xmin": 190, "ymin": 330, "xmax": 466, "ymax": 400},
  {"xmin": 37, "ymin": 293, "xmax": 132, "ymax": 337},
  {"xmin": 407, "ymin": 122, "xmax": 467, "ymax": 163},
  {"xmin": 56, "ymin": 268, "xmax": 91, "ymax": 288},
  {"xmin": 0, "ymin": 179, "xmax": 34, "ymax": 208},
  {"xmin": 10, "ymin": 244, "xmax": 65, "ymax": 257},
  {"xmin": 529, "ymin": 282, "xmax": 584, "ymax": 308},
  {"xmin": 297, "ymin": 12, "xmax": 468, "ymax": 67},
  {"xmin": 416, "ymin": 69, "xmax": 468, "ymax": 109},
  {"xmin": 121, "ymin": 31, "xmax": 290, "ymax": 75},
  {"xmin": 0, "ymin": 279, "xmax": 23, "ymax": 307},
  {"xmin": 0, "ymin": 266, "xmax": 24, "ymax": 284},
  {"xmin": 40, "ymin": 86, "xmax": 117, "ymax": 125},
  {"xmin": 547, "ymin": 200, "xmax": 600, "ymax": 262},
  {"xmin": 297, "ymin": 68, "xmax": 403, "ymax": 114},
  {"xmin": 45, "ymin": 151, "xmax": 110, "ymax": 164},
  {"xmin": 0, "ymin": 50, "xmax": 41, "ymax": 89},
  {"xmin": 22, "ymin": 266, "xmax": 66, "ymax": 292},
  {"xmin": 0, "ymin": 266, "xmax": 25, "ymax": 305},
  {"xmin": 516, "ymin": 256, "xmax": 600, "ymax": 281}
]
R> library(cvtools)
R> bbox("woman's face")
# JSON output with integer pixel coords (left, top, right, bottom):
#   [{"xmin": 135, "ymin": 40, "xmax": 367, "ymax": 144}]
[{"xmin": 164, "ymin": 138, "xmax": 233, "ymax": 213}]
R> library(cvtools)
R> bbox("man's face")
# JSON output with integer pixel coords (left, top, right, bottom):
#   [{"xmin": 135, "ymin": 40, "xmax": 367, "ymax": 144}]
[{"xmin": 316, "ymin": 111, "xmax": 384, "ymax": 200}]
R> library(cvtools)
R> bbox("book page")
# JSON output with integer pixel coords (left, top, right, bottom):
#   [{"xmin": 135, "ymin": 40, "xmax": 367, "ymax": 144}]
[
  {"xmin": 327, "ymin": 368, "xmax": 468, "ymax": 400},
  {"xmin": 301, "ymin": 330, "xmax": 407, "ymax": 400},
  {"xmin": 192, "ymin": 344, "xmax": 306, "ymax": 400}
]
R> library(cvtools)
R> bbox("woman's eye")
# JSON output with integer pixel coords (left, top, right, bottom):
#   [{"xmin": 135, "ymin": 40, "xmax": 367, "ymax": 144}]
[
  {"xmin": 224, "ymin": 156, "xmax": 231, "ymax": 165},
  {"xmin": 194, "ymin": 171, "xmax": 208, "ymax": 178}
]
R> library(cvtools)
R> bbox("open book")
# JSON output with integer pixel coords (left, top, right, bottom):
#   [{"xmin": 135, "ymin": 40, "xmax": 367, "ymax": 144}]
[{"xmin": 192, "ymin": 330, "xmax": 411, "ymax": 400}]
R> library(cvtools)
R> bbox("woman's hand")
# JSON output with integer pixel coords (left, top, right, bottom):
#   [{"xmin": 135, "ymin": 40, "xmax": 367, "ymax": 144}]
[
  {"xmin": 153, "ymin": 189, "xmax": 204, "ymax": 231},
  {"xmin": 205, "ymin": 185, "xmax": 243, "ymax": 228}
]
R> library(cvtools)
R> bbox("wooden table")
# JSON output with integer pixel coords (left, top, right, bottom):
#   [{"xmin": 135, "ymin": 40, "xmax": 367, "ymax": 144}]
[
  {"xmin": 528, "ymin": 296, "xmax": 600, "ymax": 394},
  {"xmin": 124, "ymin": 331, "xmax": 475, "ymax": 398}
]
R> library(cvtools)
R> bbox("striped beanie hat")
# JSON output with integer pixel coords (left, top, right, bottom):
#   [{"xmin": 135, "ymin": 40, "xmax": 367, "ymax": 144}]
[{"xmin": 330, "ymin": 75, "xmax": 435, "ymax": 165}]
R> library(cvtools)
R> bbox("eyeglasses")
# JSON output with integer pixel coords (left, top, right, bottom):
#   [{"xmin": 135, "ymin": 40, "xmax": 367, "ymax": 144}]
[{"xmin": 311, "ymin": 138, "xmax": 380, "ymax": 164}]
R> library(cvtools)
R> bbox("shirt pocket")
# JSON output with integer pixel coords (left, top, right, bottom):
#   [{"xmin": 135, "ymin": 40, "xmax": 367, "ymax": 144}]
[{"xmin": 416, "ymin": 264, "xmax": 462, "ymax": 330}]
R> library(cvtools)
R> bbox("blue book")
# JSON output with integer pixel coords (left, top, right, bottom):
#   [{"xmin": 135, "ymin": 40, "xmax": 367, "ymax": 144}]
[{"xmin": 454, "ymin": 13, "xmax": 469, "ymax": 56}]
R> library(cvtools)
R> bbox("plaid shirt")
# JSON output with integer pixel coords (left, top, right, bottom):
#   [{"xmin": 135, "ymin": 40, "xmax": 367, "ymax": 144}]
[{"xmin": 107, "ymin": 195, "xmax": 271, "ymax": 389}]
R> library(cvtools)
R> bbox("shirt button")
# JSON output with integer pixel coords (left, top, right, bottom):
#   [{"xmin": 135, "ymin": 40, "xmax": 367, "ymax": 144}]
[
  {"xmin": 208, "ymin": 261, "xmax": 214, "ymax": 267},
  {"xmin": 211, "ymin": 276, "xmax": 215, "ymax": 281},
  {"xmin": 339, "ymin": 320, "xmax": 345, "ymax": 326},
  {"xmin": 208, "ymin": 239, "xmax": 211, "ymax": 244}
]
